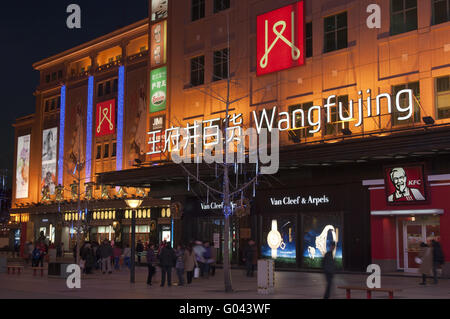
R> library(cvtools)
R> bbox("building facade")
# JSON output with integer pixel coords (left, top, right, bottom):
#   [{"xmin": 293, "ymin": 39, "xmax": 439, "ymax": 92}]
[{"xmin": 11, "ymin": 0, "xmax": 450, "ymax": 274}]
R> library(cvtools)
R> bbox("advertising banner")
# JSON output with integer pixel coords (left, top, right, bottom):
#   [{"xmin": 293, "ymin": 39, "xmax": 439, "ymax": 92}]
[
  {"xmin": 16, "ymin": 135, "xmax": 31, "ymax": 199},
  {"xmin": 302, "ymin": 214, "xmax": 343, "ymax": 269},
  {"xmin": 257, "ymin": 1, "xmax": 305, "ymax": 76},
  {"xmin": 150, "ymin": 66, "xmax": 167, "ymax": 113},
  {"xmin": 148, "ymin": 115, "xmax": 166, "ymax": 158},
  {"xmin": 151, "ymin": 20, "xmax": 167, "ymax": 68},
  {"xmin": 384, "ymin": 164, "xmax": 428, "ymax": 205},
  {"xmin": 151, "ymin": 0, "xmax": 168, "ymax": 21},
  {"xmin": 96, "ymin": 99, "xmax": 116, "ymax": 137},
  {"xmin": 41, "ymin": 127, "xmax": 58, "ymax": 195},
  {"xmin": 261, "ymin": 216, "xmax": 296, "ymax": 265}
]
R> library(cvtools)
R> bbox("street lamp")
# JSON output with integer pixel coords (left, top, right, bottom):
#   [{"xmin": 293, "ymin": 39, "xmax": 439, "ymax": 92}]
[{"xmin": 125, "ymin": 198, "xmax": 143, "ymax": 283}]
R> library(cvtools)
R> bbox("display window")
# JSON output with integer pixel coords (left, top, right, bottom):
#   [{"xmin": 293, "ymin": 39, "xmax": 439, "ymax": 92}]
[{"xmin": 302, "ymin": 213, "xmax": 343, "ymax": 269}]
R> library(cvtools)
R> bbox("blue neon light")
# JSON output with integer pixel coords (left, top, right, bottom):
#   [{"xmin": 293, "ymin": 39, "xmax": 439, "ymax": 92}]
[
  {"xmin": 58, "ymin": 86, "xmax": 66, "ymax": 185},
  {"xmin": 116, "ymin": 66, "xmax": 125, "ymax": 171},
  {"xmin": 86, "ymin": 76, "xmax": 94, "ymax": 182}
]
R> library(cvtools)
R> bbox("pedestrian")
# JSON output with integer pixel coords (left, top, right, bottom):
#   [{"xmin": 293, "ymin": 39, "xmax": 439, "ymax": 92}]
[
  {"xmin": 175, "ymin": 244, "xmax": 185, "ymax": 286},
  {"xmin": 243, "ymin": 239, "xmax": 257, "ymax": 277},
  {"xmin": 193, "ymin": 241, "xmax": 206, "ymax": 277},
  {"xmin": 184, "ymin": 244, "xmax": 197, "ymax": 284},
  {"xmin": 419, "ymin": 242, "xmax": 433, "ymax": 285},
  {"xmin": 322, "ymin": 241, "xmax": 336, "ymax": 299},
  {"xmin": 123, "ymin": 244, "xmax": 131, "ymax": 269},
  {"xmin": 146, "ymin": 243, "xmax": 157, "ymax": 286},
  {"xmin": 81, "ymin": 243, "xmax": 95, "ymax": 274},
  {"xmin": 113, "ymin": 244, "xmax": 122, "ymax": 271},
  {"xmin": 159, "ymin": 243, "xmax": 176, "ymax": 287},
  {"xmin": 202, "ymin": 241, "xmax": 212, "ymax": 278},
  {"xmin": 210, "ymin": 243, "xmax": 217, "ymax": 276},
  {"xmin": 38, "ymin": 241, "xmax": 47, "ymax": 267},
  {"xmin": 31, "ymin": 244, "xmax": 41, "ymax": 267},
  {"xmin": 431, "ymin": 240, "xmax": 445, "ymax": 284},
  {"xmin": 99, "ymin": 240, "xmax": 113, "ymax": 274},
  {"xmin": 136, "ymin": 240, "xmax": 144, "ymax": 266}
]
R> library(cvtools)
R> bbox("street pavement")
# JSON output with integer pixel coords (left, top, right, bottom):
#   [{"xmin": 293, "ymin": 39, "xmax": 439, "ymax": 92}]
[{"xmin": 0, "ymin": 263, "xmax": 449, "ymax": 299}]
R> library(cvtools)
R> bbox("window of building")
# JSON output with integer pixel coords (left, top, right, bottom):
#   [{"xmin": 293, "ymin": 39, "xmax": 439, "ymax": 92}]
[
  {"xmin": 391, "ymin": 82, "xmax": 420, "ymax": 126},
  {"xmin": 105, "ymin": 81, "xmax": 111, "ymax": 95},
  {"xmin": 98, "ymin": 83, "xmax": 104, "ymax": 97},
  {"xmin": 306, "ymin": 22, "xmax": 313, "ymax": 58},
  {"xmin": 433, "ymin": 0, "xmax": 450, "ymax": 24},
  {"xmin": 213, "ymin": 48, "xmax": 229, "ymax": 82},
  {"xmin": 50, "ymin": 99, "xmax": 56, "ymax": 111},
  {"xmin": 390, "ymin": 0, "xmax": 417, "ymax": 36},
  {"xmin": 45, "ymin": 100, "xmax": 50, "ymax": 112},
  {"xmin": 436, "ymin": 76, "xmax": 450, "ymax": 119},
  {"xmin": 192, "ymin": 0, "xmax": 205, "ymax": 21},
  {"xmin": 214, "ymin": 0, "xmax": 230, "ymax": 13},
  {"xmin": 104, "ymin": 143, "xmax": 110, "ymax": 158},
  {"xmin": 51, "ymin": 72, "xmax": 57, "ymax": 81},
  {"xmin": 96, "ymin": 145, "xmax": 102, "ymax": 160},
  {"xmin": 190, "ymin": 55, "xmax": 205, "ymax": 87},
  {"xmin": 113, "ymin": 79, "xmax": 118, "ymax": 93},
  {"xmin": 324, "ymin": 12, "xmax": 347, "ymax": 53},
  {"xmin": 324, "ymin": 95, "xmax": 350, "ymax": 136},
  {"xmin": 45, "ymin": 75, "xmax": 50, "ymax": 83},
  {"xmin": 112, "ymin": 142, "xmax": 117, "ymax": 157},
  {"xmin": 58, "ymin": 70, "xmax": 63, "ymax": 79},
  {"xmin": 288, "ymin": 102, "xmax": 314, "ymax": 142}
]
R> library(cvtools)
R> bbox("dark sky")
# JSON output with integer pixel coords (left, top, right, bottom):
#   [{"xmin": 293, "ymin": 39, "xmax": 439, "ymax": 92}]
[{"xmin": 0, "ymin": 0, "xmax": 149, "ymax": 187}]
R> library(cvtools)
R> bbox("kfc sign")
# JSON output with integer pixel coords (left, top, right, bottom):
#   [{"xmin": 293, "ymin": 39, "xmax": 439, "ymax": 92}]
[
  {"xmin": 384, "ymin": 164, "xmax": 428, "ymax": 205},
  {"xmin": 96, "ymin": 99, "xmax": 116, "ymax": 137},
  {"xmin": 257, "ymin": 1, "xmax": 305, "ymax": 76}
]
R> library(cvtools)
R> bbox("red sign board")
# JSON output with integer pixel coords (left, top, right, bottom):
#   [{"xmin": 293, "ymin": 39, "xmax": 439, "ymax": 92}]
[
  {"xmin": 96, "ymin": 99, "xmax": 116, "ymax": 137},
  {"xmin": 257, "ymin": 1, "xmax": 305, "ymax": 76},
  {"xmin": 384, "ymin": 164, "xmax": 428, "ymax": 205}
]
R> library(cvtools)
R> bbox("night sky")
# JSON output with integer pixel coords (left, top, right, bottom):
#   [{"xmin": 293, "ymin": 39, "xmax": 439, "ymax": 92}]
[{"xmin": 0, "ymin": 0, "xmax": 149, "ymax": 187}]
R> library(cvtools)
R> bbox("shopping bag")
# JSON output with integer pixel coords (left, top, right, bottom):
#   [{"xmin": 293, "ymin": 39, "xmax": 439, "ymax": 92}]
[{"xmin": 194, "ymin": 267, "xmax": 200, "ymax": 278}]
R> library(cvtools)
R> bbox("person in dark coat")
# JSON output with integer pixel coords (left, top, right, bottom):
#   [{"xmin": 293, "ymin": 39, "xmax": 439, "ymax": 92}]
[
  {"xmin": 136, "ymin": 240, "xmax": 144, "ymax": 266},
  {"xmin": 243, "ymin": 240, "xmax": 257, "ymax": 277},
  {"xmin": 146, "ymin": 243, "xmax": 157, "ymax": 286},
  {"xmin": 322, "ymin": 241, "xmax": 336, "ymax": 299},
  {"xmin": 432, "ymin": 240, "xmax": 445, "ymax": 284},
  {"xmin": 159, "ymin": 243, "xmax": 176, "ymax": 287}
]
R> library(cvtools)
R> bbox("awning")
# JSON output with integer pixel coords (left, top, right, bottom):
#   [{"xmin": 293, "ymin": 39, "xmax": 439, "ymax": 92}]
[{"xmin": 371, "ymin": 209, "xmax": 444, "ymax": 216}]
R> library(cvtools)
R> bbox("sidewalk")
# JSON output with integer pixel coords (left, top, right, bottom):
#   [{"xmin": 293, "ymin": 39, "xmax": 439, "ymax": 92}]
[{"xmin": 0, "ymin": 264, "xmax": 449, "ymax": 299}]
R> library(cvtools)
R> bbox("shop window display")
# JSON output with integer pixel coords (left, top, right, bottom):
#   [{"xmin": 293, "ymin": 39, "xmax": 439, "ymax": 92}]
[
  {"xmin": 302, "ymin": 214, "xmax": 343, "ymax": 269},
  {"xmin": 261, "ymin": 216, "xmax": 297, "ymax": 266}
]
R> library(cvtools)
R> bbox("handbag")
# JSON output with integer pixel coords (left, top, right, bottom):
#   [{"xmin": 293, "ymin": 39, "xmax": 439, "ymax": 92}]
[{"xmin": 194, "ymin": 267, "xmax": 200, "ymax": 278}]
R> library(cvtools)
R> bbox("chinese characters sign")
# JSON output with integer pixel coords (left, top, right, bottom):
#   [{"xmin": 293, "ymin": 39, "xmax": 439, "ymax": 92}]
[
  {"xmin": 96, "ymin": 99, "xmax": 116, "ymax": 137},
  {"xmin": 257, "ymin": 1, "xmax": 305, "ymax": 76},
  {"xmin": 151, "ymin": 21, "xmax": 167, "ymax": 68},
  {"xmin": 384, "ymin": 164, "xmax": 428, "ymax": 205},
  {"xmin": 16, "ymin": 135, "xmax": 30, "ymax": 199},
  {"xmin": 150, "ymin": 66, "xmax": 167, "ymax": 113},
  {"xmin": 151, "ymin": 0, "xmax": 168, "ymax": 22},
  {"xmin": 41, "ymin": 127, "xmax": 58, "ymax": 196}
]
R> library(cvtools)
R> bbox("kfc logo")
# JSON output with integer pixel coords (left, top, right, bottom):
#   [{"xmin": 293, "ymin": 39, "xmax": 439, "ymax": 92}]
[
  {"xmin": 257, "ymin": 1, "xmax": 305, "ymax": 76},
  {"xmin": 96, "ymin": 99, "xmax": 116, "ymax": 137},
  {"xmin": 384, "ymin": 165, "xmax": 428, "ymax": 204}
]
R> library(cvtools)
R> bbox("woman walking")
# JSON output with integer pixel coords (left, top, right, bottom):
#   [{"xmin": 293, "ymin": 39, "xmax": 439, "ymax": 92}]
[
  {"xmin": 184, "ymin": 244, "xmax": 197, "ymax": 284},
  {"xmin": 175, "ymin": 244, "xmax": 185, "ymax": 286}
]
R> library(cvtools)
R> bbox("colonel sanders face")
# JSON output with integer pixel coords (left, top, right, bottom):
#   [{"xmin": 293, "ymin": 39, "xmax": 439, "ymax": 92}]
[
  {"xmin": 391, "ymin": 168, "xmax": 407, "ymax": 193},
  {"xmin": 152, "ymin": 0, "xmax": 168, "ymax": 15}
]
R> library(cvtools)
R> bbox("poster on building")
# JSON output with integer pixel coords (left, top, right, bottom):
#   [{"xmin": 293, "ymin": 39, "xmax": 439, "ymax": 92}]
[
  {"xmin": 302, "ymin": 214, "xmax": 343, "ymax": 269},
  {"xmin": 151, "ymin": 20, "xmax": 167, "ymax": 68},
  {"xmin": 384, "ymin": 164, "xmax": 428, "ymax": 205},
  {"xmin": 16, "ymin": 134, "xmax": 31, "ymax": 199},
  {"xmin": 151, "ymin": 0, "xmax": 168, "ymax": 21},
  {"xmin": 148, "ymin": 115, "xmax": 166, "ymax": 157},
  {"xmin": 41, "ymin": 127, "xmax": 58, "ymax": 195},
  {"xmin": 150, "ymin": 66, "xmax": 167, "ymax": 113},
  {"xmin": 261, "ymin": 216, "xmax": 296, "ymax": 265},
  {"xmin": 96, "ymin": 99, "xmax": 116, "ymax": 137}
]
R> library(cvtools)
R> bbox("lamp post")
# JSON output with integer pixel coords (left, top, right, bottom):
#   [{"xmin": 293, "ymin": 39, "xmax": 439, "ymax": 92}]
[{"xmin": 125, "ymin": 199, "xmax": 143, "ymax": 283}]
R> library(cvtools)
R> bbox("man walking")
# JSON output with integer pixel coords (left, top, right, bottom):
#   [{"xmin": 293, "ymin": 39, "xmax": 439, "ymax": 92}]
[
  {"xmin": 159, "ymin": 243, "xmax": 176, "ymax": 287},
  {"xmin": 99, "ymin": 240, "xmax": 113, "ymax": 274},
  {"xmin": 322, "ymin": 241, "xmax": 336, "ymax": 299},
  {"xmin": 243, "ymin": 240, "xmax": 257, "ymax": 277},
  {"xmin": 146, "ymin": 243, "xmax": 157, "ymax": 286}
]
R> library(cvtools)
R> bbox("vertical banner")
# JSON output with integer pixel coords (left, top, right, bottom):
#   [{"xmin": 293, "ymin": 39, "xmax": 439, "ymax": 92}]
[
  {"xmin": 150, "ymin": 66, "xmax": 167, "ymax": 113},
  {"xmin": 95, "ymin": 99, "xmax": 116, "ymax": 137},
  {"xmin": 151, "ymin": 20, "xmax": 167, "ymax": 68},
  {"xmin": 151, "ymin": 0, "xmax": 168, "ymax": 21},
  {"xmin": 16, "ymin": 135, "xmax": 31, "ymax": 199},
  {"xmin": 41, "ymin": 127, "xmax": 58, "ymax": 195}
]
